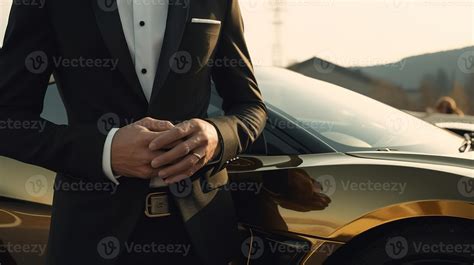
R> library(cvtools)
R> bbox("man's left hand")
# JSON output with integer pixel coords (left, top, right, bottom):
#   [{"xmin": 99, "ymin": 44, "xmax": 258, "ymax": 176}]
[{"xmin": 148, "ymin": 119, "xmax": 221, "ymax": 184}]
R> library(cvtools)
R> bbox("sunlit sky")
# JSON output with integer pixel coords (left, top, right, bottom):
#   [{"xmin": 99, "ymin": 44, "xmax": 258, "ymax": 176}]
[{"xmin": 1, "ymin": 0, "xmax": 473, "ymax": 67}]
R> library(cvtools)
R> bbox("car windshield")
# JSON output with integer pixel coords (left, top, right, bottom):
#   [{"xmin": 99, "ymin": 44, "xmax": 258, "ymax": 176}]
[{"xmin": 256, "ymin": 67, "xmax": 463, "ymax": 154}]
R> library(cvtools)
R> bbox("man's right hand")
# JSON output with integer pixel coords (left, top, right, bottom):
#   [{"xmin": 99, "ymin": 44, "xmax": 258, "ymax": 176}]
[{"xmin": 110, "ymin": 117, "xmax": 175, "ymax": 179}]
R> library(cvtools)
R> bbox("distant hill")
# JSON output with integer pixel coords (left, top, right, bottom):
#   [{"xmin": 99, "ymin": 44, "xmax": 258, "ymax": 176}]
[
  {"xmin": 287, "ymin": 57, "xmax": 411, "ymax": 109},
  {"xmin": 287, "ymin": 47, "xmax": 474, "ymax": 114},
  {"xmin": 352, "ymin": 46, "xmax": 474, "ymax": 90}
]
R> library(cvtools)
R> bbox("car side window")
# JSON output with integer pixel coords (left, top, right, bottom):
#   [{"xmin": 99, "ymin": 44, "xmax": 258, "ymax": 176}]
[
  {"xmin": 41, "ymin": 83, "xmax": 68, "ymax": 125},
  {"xmin": 263, "ymin": 130, "xmax": 300, "ymax": 155}
]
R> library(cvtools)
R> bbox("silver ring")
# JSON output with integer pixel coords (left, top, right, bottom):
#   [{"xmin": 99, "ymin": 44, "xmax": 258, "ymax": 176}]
[{"xmin": 192, "ymin": 152, "xmax": 203, "ymax": 160}]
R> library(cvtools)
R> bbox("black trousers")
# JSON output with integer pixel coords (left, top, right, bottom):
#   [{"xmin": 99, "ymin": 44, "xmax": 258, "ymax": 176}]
[{"xmin": 116, "ymin": 188, "xmax": 202, "ymax": 265}]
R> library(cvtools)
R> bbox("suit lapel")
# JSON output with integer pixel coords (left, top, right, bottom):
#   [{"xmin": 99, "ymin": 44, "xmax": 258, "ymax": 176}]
[
  {"xmin": 91, "ymin": 0, "xmax": 148, "ymax": 104},
  {"xmin": 149, "ymin": 0, "xmax": 190, "ymax": 104}
]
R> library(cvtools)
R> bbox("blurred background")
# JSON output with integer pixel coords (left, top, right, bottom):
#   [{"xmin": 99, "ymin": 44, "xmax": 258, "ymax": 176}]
[
  {"xmin": 1, "ymin": 0, "xmax": 473, "ymax": 114},
  {"xmin": 239, "ymin": 0, "xmax": 473, "ymax": 115}
]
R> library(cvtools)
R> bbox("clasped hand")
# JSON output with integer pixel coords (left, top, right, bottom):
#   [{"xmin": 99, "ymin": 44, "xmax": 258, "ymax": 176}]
[{"xmin": 111, "ymin": 117, "xmax": 220, "ymax": 184}]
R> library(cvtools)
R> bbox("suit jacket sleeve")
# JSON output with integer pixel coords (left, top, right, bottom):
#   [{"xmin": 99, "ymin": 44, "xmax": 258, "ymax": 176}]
[
  {"xmin": 207, "ymin": 0, "xmax": 268, "ymax": 173},
  {"xmin": 0, "ymin": 3, "xmax": 107, "ymax": 181}
]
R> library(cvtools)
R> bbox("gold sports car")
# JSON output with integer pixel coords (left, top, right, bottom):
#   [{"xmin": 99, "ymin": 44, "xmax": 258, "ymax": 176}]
[{"xmin": 0, "ymin": 67, "xmax": 473, "ymax": 265}]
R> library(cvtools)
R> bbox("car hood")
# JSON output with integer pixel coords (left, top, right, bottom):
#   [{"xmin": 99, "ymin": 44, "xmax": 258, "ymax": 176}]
[{"xmin": 347, "ymin": 151, "xmax": 473, "ymax": 171}]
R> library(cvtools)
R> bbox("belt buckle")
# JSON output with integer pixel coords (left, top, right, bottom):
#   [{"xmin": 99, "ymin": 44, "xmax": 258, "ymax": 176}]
[{"xmin": 145, "ymin": 192, "xmax": 171, "ymax": 218}]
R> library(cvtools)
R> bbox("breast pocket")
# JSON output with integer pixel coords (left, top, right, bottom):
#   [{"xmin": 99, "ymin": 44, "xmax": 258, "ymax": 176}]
[{"xmin": 180, "ymin": 22, "xmax": 221, "ymax": 73}]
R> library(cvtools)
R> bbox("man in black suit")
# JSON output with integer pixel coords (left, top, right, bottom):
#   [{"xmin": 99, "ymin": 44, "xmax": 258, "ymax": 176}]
[{"xmin": 0, "ymin": 0, "xmax": 267, "ymax": 264}]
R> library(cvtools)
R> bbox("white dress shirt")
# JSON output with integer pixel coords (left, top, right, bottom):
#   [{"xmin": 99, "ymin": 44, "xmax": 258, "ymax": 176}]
[{"xmin": 102, "ymin": 0, "xmax": 169, "ymax": 186}]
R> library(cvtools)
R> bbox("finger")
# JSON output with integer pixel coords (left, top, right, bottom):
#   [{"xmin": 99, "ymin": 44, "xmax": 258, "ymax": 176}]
[
  {"xmin": 313, "ymin": 180, "xmax": 322, "ymax": 189},
  {"xmin": 148, "ymin": 122, "xmax": 193, "ymax": 151},
  {"xmin": 313, "ymin": 192, "xmax": 331, "ymax": 205},
  {"xmin": 278, "ymin": 202, "xmax": 310, "ymax": 212},
  {"xmin": 141, "ymin": 149, "xmax": 167, "ymax": 165},
  {"xmin": 137, "ymin": 118, "xmax": 174, "ymax": 132},
  {"xmin": 158, "ymin": 146, "xmax": 206, "ymax": 178},
  {"xmin": 163, "ymin": 157, "xmax": 205, "ymax": 184},
  {"xmin": 162, "ymin": 139, "xmax": 184, "ymax": 150},
  {"xmin": 150, "ymin": 135, "xmax": 203, "ymax": 168}
]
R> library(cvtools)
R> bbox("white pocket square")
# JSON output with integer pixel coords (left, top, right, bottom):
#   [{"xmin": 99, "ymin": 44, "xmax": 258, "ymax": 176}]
[{"xmin": 191, "ymin": 18, "xmax": 221, "ymax": 25}]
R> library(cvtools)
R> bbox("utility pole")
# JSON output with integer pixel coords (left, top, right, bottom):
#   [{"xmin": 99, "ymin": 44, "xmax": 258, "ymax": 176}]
[{"xmin": 272, "ymin": 2, "xmax": 284, "ymax": 67}]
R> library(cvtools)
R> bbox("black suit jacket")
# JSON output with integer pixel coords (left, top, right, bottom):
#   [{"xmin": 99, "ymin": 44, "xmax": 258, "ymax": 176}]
[{"xmin": 0, "ymin": 0, "xmax": 267, "ymax": 264}]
